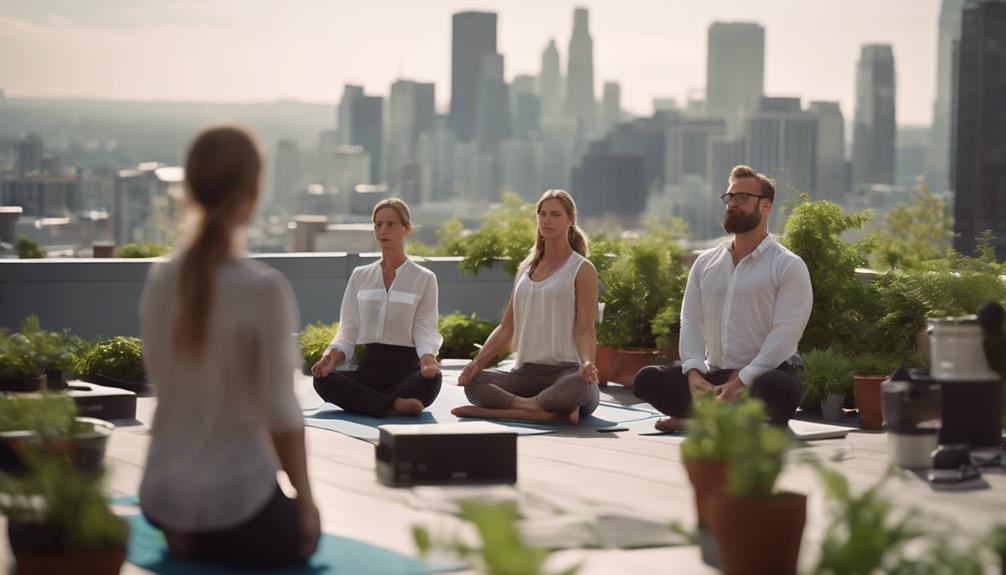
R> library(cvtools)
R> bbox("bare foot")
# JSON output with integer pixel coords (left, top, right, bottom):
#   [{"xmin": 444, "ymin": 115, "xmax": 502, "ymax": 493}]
[
  {"xmin": 569, "ymin": 407, "xmax": 581, "ymax": 425},
  {"xmin": 654, "ymin": 417, "xmax": 686, "ymax": 433},
  {"xmin": 391, "ymin": 397, "xmax": 424, "ymax": 416}
]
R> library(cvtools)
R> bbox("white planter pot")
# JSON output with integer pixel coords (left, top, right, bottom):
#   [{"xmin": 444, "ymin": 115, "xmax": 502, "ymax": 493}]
[{"xmin": 820, "ymin": 393, "xmax": 845, "ymax": 422}]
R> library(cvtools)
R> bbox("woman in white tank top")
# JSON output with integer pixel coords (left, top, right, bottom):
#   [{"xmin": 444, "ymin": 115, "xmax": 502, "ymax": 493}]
[{"xmin": 453, "ymin": 190, "xmax": 601, "ymax": 424}]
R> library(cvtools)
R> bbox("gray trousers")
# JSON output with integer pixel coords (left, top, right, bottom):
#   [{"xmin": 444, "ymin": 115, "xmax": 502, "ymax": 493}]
[{"xmin": 464, "ymin": 362, "xmax": 601, "ymax": 416}]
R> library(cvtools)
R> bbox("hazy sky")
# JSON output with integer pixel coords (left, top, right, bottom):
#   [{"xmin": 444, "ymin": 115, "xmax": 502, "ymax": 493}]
[{"xmin": 0, "ymin": 0, "xmax": 941, "ymax": 125}]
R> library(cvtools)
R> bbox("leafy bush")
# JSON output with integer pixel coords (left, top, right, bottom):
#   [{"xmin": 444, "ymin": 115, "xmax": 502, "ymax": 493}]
[
  {"xmin": 597, "ymin": 236, "xmax": 687, "ymax": 349},
  {"xmin": 299, "ymin": 321, "xmax": 339, "ymax": 369},
  {"xmin": 0, "ymin": 330, "xmax": 46, "ymax": 380},
  {"xmin": 18, "ymin": 315, "xmax": 82, "ymax": 374},
  {"xmin": 681, "ymin": 394, "xmax": 744, "ymax": 461},
  {"xmin": 851, "ymin": 351, "xmax": 915, "ymax": 377},
  {"xmin": 808, "ymin": 464, "xmax": 925, "ymax": 575},
  {"xmin": 0, "ymin": 452, "xmax": 128, "ymax": 554},
  {"xmin": 866, "ymin": 258, "xmax": 1006, "ymax": 354},
  {"xmin": 651, "ymin": 299, "xmax": 682, "ymax": 352},
  {"xmin": 452, "ymin": 193, "xmax": 538, "ymax": 277},
  {"xmin": 439, "ymin": 312, "xmax": 496, "ymax": 360},
  {"xmin": 74, "ymin": 337, "xmax": 145, "ymax": 383},
  {"xmin": 782, "ymin": 197, "xmax": 874, "ymax": 354},
  {"xmin": 801, "ymin": 348, "xmax": 855, "ymax": 404},
  {"xmin": 869, "ymin": 186, "xmax": 955, "ymax": 270},
  {"xmin": 0, "ymin": 394, "xmax": 78, "ymax": 438},
  {"xmin": 116, "ymin": 243, "xmax": 169, "ymax": 258},
  {"xmin": 15, "ymin": 235, "xmax": 44, "ymax": 259}
]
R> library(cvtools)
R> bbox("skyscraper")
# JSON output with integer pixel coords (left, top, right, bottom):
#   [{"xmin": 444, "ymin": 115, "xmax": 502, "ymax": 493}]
[
  {"xmin": 852, "ymin": 44, "xmax": 897, "ymax": 193},
  {"xmin": 705, "ymin": 22, "xmax": 765, "ymax": 134},
  {"xmin": 602, "ymin": 81, "xmax": 621, "ymax": 136},
  {"xmin": 540, "ymin": 39, "xmax": 562, "ymax": 119},
  {"xmin": 449, "ymin": 11, "xmax": 498, "ymax": 142},
  {"xmin": 927, "ymin": 0, "xmax": 965, "ymax": 193},
  {"xmin": 388, "ymin": 79, "xmax": 436, "ymax": 185},
  {"xmin": 953, "ymin": 0, "xmax": 1006, "ymax": 259},
  {"xmin": 271, "ymin": 139, "xmax": 300, "ymax": 212},
  {"xmin": 565, "ymin": 8, "xmax": 597, "ymax": 145},
  {"xmin": 349, "ymin": 94, "xmax": 384, "ymax": 184},
  {"xmin": 809, "ymin": 101, "xmax": 847, "ymax": 201},
  {"xmin": 337, "ymin": 85, "xmax": 364, "ymax": 145},
  {"xmin": 665, "ymin": 119, "xmax": 727, "ymax": 186},
  {"xmin": 475, "ymin": 53, "xmax": 512, "ymax": 151},
  {"xmin": 745, "ymin": 97, "xmax": 819, "ymax": 197},
  {"xmin": 15, "ymin": 134, "xmax": 43, "ymax": 176}
]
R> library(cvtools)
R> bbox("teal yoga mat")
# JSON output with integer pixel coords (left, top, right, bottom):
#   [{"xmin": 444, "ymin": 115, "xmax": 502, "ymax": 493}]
[
  {"xmin": 304, "ymin": 384, "xmax": 661, "ymax": 441},
  {"xmin": 125, "ymin": 514, "xmax": 460, "ymax": 575}
]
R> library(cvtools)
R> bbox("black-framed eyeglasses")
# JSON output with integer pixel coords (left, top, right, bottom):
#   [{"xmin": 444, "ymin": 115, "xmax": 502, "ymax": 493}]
[{"xmin": 720, "ymin": 192, "xmax": 768, "ymax": 205}]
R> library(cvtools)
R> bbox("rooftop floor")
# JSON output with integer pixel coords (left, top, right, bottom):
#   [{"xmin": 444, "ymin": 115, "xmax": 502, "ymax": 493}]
[{"xmin": 3, "ymin": 362, "xmax": 1004, "ymax": 574}]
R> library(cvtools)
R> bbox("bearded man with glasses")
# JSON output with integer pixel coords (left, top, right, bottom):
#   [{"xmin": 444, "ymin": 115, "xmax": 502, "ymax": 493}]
[{"xmin": 632, "ymin": 165, "xmax": 813, "ymax": 431}]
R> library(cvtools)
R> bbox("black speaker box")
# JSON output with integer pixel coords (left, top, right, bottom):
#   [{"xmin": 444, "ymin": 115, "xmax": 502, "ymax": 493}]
[
  {"xmin": 67, "ymin": 381, "xmax": 137, "ymax": 421},
  {"xmin": 376, "ymin": 422, "xmax": 517, "ymax": 487}
]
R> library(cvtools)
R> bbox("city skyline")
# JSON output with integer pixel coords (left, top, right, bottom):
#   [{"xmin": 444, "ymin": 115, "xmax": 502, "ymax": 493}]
[{"xmin": 0, "ymin": 0, "xmax": 940, "ymax": 125}]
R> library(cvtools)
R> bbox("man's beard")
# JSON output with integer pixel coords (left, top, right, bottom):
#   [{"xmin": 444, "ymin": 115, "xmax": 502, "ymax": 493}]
[{"xmin": 723, "ymin": 209, "xmax": 761, "ymax": 234}]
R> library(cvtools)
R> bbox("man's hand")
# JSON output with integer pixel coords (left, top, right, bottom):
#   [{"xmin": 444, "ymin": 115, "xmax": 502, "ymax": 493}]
[
  {"xmin": 715, "ymin": 374, "xmax": 745, "ymax": 403},
  {"xmin": 420, "ymin": 354, "xmax": 441, "ymax": 379},
  {"xmin": 687, "ymin": 369, "xmax": 715, "ymax": 397},
  {"xmin": 311, "ymin": 350, "xmax": 345, "ymax": 378},
  {"xmin": 579, "ymin": 361, "xmax": 600, "ymax": 385},
  {"xmin": 457, "ymin": 359, "xmax": 482, "ymax": 386}
]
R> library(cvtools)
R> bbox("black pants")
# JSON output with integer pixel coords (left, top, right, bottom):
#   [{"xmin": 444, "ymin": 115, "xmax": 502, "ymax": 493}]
[
  {"xmin": 632, "ymin": 362, "xmax": 802, "ymax": 426},
  {"xmin": 313, "ymin": 343, "xmax": 442, "ymax": 418},
  {"xmin": 145, "ymin": 483, "xmax": 304, "ymax": 568}
]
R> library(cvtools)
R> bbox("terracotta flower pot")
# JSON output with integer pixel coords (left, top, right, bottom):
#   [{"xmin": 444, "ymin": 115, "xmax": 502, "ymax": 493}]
[
  {"xmin": 595, "ymin": 346, "xmax": 619, "ymax": 386},
  {"xmin": 610, "ymin": 349, "xmax": 657, "ymax": 388},
  {"xmin": 711, "ymin": 492, "xmax": 807, "ymax": 575},
  {"xmin": 683, "ymin": 457, "xmax": 729, "ymax": 528},
  {"xmin": 14, "ymin": 547, "xmax": 126, "ymax": 575},
  {"xmin": 854, "ymin": 375, "xmax": 887, "ymax": 430}
]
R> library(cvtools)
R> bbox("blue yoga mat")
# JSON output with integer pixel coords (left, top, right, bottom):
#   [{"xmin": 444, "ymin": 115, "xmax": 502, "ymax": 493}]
[
  {"xmin": 304, "ymin": 384, "xmax": 661, "ymax": 441},
  {"xmin": 124, "ymin": 514, "xmax": 460, "ymax": 575}
]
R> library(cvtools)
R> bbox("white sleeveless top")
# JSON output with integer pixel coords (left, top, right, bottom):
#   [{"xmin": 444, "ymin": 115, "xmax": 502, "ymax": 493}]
[{"xmin": 512, "ymin": 251, "xmax": 587, "ymax": 367}]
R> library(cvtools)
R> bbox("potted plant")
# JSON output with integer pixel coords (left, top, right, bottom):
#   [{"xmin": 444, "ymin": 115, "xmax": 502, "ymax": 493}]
[
  {"xmin": 0, "ymin": 330, "xmax": 46, "ymax": 392},
  {"xmin": 806, "ymin": 464, "xmax": 924, "ymax": 575},
  {"xmin": 0, "ymin": 452, "xmax": 129, "ymax": 575},
  {"xmin": 680, "ymin": 394, "xmax": 736, "ymax": 567},
  {"xmin": 74, "ymin": 336, "xmax": 146, "ymax": 393},
  {"xmin": 19, "ymin": 315, "xmax": 81, "ymax": 391},
  {"xmin": 800, "ymin": 348, "xmax": 855, "ymax": 422},
  {"xmin": 0, "ymin": 394, "xmax": 113, "ymax": 476},
  {"xmin": 989, "ymin": 524, "xmax": 1006, "ymax": 575},
  {"xmin": 709, "ymin": 397, "xmax": 805, "ymax": 575},
  {"xmin": 597, "ymin": 237, "xmax": 686, "ymax": 387},
  {"xmin": 852, "ymin": 353, "xmax": 904, "ymax": 430}
]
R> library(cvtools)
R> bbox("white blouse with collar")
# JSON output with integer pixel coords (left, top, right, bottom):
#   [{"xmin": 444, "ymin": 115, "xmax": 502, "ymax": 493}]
[{"xmin": 325, "ymin": 258, "xmax": 443, "ymax": 362}]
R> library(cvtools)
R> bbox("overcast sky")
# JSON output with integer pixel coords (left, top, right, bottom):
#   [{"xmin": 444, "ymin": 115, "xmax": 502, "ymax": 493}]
[{"xmin": 0, "ymin": 0, "xmax": 942, "ymax": 125}]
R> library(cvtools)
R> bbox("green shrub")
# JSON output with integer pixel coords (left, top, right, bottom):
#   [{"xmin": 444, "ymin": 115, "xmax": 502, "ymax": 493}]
[
  {"xmin": 0, "ymin": 330, "xmax": 45, "ymax": 380},
  {"xmin": 438, "ymin": 312, "xmax": 496, "ymax": 360},
  {"xmin": 681, "ymin": 394, "xmax": 744, "ymax": 461},
  {"xmin": 15, "ymin": 235, "xmax": 44, "ymax": 259},
  {"xmin": 0, "ymin": 394, "xmax": 78, "ymax": 438},
  {"xmin": 453, "ymin": 193, "xmax": 538, "ymax": 277},
  {"xmin": 801, "ymin": 348, "xmax": 855, "ymax": 404},
  {"xmin": 299, "ymin": 321, "xmax": 339, "ymax": 369},
  {"xmin": 597, "ymin": 236, "xmax": 687, "ymax": 349},
  {"xmin": 0, "ymin": 452, "xmax": 128, "ymax": 554},
  {"xmin": 74, "ymin": 337, "xmax": 145, "ymax": 383},
  {"xmin": 116, "ymin": 243, "xmax": 169, "ymax": 258},
  {"xmin": 651, "ymin": 299, "xmax": 682, "ymax": 352},
  {"xmin": 782, "ymin": 198, "xmax": 874, "ymax": 354},
  {"xmin": 18, "ymin": 315, "xmax": 82, "ymax": 374}
]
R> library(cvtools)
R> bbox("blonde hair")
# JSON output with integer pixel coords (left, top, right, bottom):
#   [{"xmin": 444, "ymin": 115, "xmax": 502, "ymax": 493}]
[
  {"xmin": 371, "ymin": 197, "xmax": 412, "ymax": 228},
  {"xmin": 175, "ymin": 125, "xmax": 261, "ymax": 358},
  {"xmin": 520, "ymin": 189, "xmax": 589, "ymax": 274}
]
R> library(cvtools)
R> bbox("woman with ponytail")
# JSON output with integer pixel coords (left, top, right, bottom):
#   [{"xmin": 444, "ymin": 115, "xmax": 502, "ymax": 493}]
[
  {"xmin": 453, "ymin": 190, "xmax": 601, "ymax": 424},
  {"xmin": 138, "ymin": 126, "xmax": 319, "ymax": 567}
]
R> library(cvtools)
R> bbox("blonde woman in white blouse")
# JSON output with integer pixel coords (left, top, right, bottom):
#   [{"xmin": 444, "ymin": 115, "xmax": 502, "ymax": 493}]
[
  {"xmin": 453, "ymin": 190, "xmax": 601, "ymax": 424},
  {"xmin": 310, "ymin": 198, "xmax": 443, "ymax": 417},
  {"xmin": 139, "ymin": 126, "xmax": 319, "ymax": 567}
]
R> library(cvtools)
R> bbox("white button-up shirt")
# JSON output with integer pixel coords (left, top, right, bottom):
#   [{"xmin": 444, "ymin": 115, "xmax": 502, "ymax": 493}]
[
  {"xmin": 679, "ymin": 234, "xmax": 813, "ymax": 386},
  {"xmin": 325, "ymin": 258, "xmax": 443, "ymax": 362}
]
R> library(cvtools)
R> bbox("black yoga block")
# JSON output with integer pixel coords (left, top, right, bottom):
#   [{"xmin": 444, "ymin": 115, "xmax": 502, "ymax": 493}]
[
  {"xmin": 67, "ymin": 381, "xmax": 137, "ymax": 421},
  {"xmin": 376, "ymin": 422, "xmax": 517, "ymax": 487}
]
